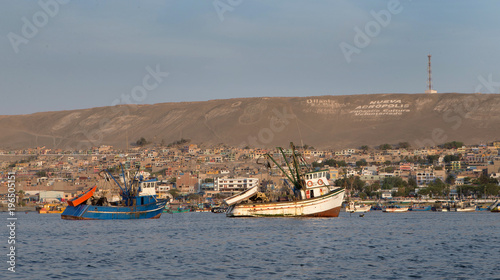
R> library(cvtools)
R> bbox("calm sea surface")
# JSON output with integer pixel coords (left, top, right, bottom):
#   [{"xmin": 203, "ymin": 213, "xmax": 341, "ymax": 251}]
[{"xmin": 2, "ymin": 211, "xmax": 499, "ymax": 280}]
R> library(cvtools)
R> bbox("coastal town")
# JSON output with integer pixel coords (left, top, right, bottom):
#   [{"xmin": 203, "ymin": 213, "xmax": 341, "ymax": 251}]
[{"xmin": 1, "ymin": 139, "xmax": 500, "ymax": 212}]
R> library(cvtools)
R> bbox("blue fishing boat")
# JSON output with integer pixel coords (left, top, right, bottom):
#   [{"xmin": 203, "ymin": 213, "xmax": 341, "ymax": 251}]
[
  {"xmin": 408, "ymin": 204, "xmax": 432, "ymax": 211},
  {"xmin": 62, "ymin": 165, "xmax": 167, "ymax": 220}
]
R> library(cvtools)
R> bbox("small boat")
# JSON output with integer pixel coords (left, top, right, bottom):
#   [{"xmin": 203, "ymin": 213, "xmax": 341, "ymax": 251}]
[
  {"xmin": 408, "ymin": 204, "xmax": 431, "ymax": 211},
  {"xmin": 454, "ymin": 201, "xmax": 476, "ymax": 212},
  {"xmin": 211, "ymin": 206, "xmax": 228, "ymax": 213},
  {"xmin": 226, "ymin": 143, "xmax": 345, "ymax": 218},
  {"xmin": 455, "ymin": 206, "xmax": 476, "ymax": 212},
  {"xmin": 164, "ymin": 206, "xmax": 190, "ymax": 214},
  {"xmin": 371, "ymin": 203, "xmax": 383, "ymax": 211},
  {"xmin": 475, "ymin": 206, "xmax": 490, "ymax": 211},
  {"xmin": 62, "ymin": 165, "xmax": 167, "ymax": 220},
  {"xmin": 383, "ymin": 205, "xmax": 409, "ymax": 212},
  {"xmin": 345, "ymin": 201, "xmax": 371, "ymax": 213},
  {"xmin": 37, "ymin": 203, "xmax": 66, "ymax": 214}
]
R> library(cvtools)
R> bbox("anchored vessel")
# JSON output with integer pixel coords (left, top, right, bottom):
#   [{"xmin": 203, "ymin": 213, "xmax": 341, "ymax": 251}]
[
  {"xmin": 226, "ymin": 143, "xmax": 345, "ymax": 217},
  {"xmin": 37, "ymin": 203, "xmax": 66, "ymax": 214},
  {"xmin": 383, "ymin": 205, "xmax": 409, "ymax": 212},
  {"xmin": 345, "ymin": 201, "xmax": 371, "ymax": 213},
  {"xmin": 62, "ymin": 166, "xmax": 167, "ymax": 220}
]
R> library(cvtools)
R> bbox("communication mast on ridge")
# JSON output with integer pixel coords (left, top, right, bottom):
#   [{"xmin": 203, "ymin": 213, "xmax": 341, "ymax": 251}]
[{"xmin": 425, "ymin": 54, "xmax": 437, "ymax": 94}]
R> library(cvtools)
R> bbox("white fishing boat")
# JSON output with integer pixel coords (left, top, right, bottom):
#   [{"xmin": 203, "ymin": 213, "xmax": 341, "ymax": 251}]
[
  {"xmin": 455, "ymin": 206, "xmax": 476, "ymax": 212},
  {"xmin": 383, "ymin": 205, "xmax": 409, "ymax": 212},
  {"xmin": 454, "ymin": 201, "xmax": 476, "ymax": 212},
  {"xmin": 226, "ymin": 143, "xmax": 345, "ymax": 218},
  {"xmin": 345, "ymin": 201, "xmax": 371, "ymax": 213}
]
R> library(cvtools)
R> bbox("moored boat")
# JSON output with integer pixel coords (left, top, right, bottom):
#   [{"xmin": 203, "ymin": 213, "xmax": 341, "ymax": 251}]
[
  {"xmin": 62, "ymin": 165, "xmax": 167, "ymax": 220},
  {"xmin": 345, "ymin": 201, "xmax": 371, "ymax": 213},
  {"xmin": 408, "ymin": 204, "xmax": 431, "ymax": 211},
  {"xmin": 37, "ymin": 203, "xmax": 66, "ymax": 214},
  {"xmin": 383, "ymin": 205, "xmax": 409, "ymax": 212},
  {"xmin": 163, "ymin": 206, "xmax": 190, "ymax": 213},
  {"xmin": 454, "ymin": 201, "xmax": 476, "ymax": 212},
  {"xmin": 226, "ymin": 143, "xmax": 345, "ymax": 218},
  {"xmin": 455, "ymin": 206, "xmax": 476, "ymax": 212}
]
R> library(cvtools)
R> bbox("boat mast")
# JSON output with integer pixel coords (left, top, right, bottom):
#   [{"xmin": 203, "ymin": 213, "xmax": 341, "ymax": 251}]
[
  {"xmin": 264, "ymin": 151, "xmax": 296, "ymax": 185},
  {"xmin": 263, "ymin": 143, "xmax": 306, "ymax": 191},
  {"xmin": 289, "ymin": 142, "xmax": 305, "ymax": 190}
]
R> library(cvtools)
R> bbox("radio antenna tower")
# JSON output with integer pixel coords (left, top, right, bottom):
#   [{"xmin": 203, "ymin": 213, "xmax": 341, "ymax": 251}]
[{"xmin": 425, "ymin": 54, "xmax": 437, "ymax": 94}]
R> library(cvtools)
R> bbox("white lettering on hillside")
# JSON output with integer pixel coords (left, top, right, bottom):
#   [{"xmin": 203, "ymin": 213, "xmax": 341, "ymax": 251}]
[
  {"xmin": 304, "ymin": 99, "xmax": 348, "ymax": 114},
  {"xmin": 350, "ymin": 99, "xmax": 411, "ymax": 117}
]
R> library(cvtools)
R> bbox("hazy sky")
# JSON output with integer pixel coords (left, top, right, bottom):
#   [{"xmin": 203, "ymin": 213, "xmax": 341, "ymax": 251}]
[{"xmin": 1, "ymin": 0, "xmax": 500, "ymax": 115}]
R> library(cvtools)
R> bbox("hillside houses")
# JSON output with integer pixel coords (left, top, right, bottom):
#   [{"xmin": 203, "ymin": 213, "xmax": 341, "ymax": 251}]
[{"xmin": 1, "ymin": 141, "xmax": 500, "ymax": 203}]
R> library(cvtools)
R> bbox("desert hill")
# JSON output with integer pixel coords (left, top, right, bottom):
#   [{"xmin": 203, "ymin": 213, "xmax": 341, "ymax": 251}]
[{"xmin": 1, "ymin": 93, "xmax": 499, "ymax": 150}]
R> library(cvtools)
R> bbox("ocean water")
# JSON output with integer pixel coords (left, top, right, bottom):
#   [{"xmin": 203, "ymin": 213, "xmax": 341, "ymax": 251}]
[{"xmin": 2, "ymin": 211, "xmax": 499, "ymax": 279}]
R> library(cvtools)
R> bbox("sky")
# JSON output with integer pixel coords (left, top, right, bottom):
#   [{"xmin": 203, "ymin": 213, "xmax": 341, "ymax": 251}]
[{"xmin": 1, "ymin": 0, "xmax": 500, "ymax": 115}]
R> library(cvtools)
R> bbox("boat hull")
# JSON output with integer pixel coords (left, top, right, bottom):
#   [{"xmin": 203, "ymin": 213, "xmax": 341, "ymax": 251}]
[
  {"xmin": 383, "ymin": 207, "xmax": 409, "ymax": 212},
  {"xmin": 61, "ymin": 200, "xmax": 167, "ymax": 220},
  {"xmin": 455, "ymin": 207, "xmax": 476, "ymax": 212},
  {"xmin": 409, "ymin": 206, "xmax": 432, "ymax": 211},
  {"xmin": 226, "ymin": 188, "xmax": 345, "ymax": 217},
  {"xmin": 346, "ymin": 205, "xmax": 371, "ymax": 213}
]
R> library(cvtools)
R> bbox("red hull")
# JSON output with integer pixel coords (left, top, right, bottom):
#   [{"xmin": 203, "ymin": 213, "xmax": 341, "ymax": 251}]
[
  {"xmin": 303, "ymin": 206, "xmax": 342, "ymax": 217},
  {"xmin": 67, "ymin": 186, "xmax": 97, "ymax": 207}
]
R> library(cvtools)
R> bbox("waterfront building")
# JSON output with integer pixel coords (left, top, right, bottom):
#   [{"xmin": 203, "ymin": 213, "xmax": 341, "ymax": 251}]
[{"xmin": 214, "ymin": 177, "xmax": 259, "ymax": 195}]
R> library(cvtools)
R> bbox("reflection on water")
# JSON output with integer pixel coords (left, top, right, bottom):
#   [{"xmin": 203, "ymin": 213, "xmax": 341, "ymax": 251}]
[{"xmin": 2, "ymin": 211, "xmax": 499, "ymax": 279}]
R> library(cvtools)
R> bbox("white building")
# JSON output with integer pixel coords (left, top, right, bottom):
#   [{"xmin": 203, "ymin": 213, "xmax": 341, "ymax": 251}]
[
  {"xmin": 214, "ymin": 178, "xmax": 259, "ymax": 193},
  {"xmin": 415, "ymin": 169, "xmax": 446, "ymax": 186},
  {"xmin": 361, "ymin": 166, "xmax": 378, "ymax": 176}
]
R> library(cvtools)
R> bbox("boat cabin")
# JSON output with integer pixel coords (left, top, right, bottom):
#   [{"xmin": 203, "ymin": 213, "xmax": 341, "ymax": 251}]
[
  {"xmin": 302, "ymin": 170, "xmax": 331, "ymax": 199},
  {"xmin": 138, "ymin": 179, "xmax": 157, "ymax": 196}
]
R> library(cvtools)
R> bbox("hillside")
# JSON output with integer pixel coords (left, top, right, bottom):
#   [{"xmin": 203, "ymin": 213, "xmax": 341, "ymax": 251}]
[{"xmin": 1, "ymin": 93, "xmax": 499, "ymax": 150}]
